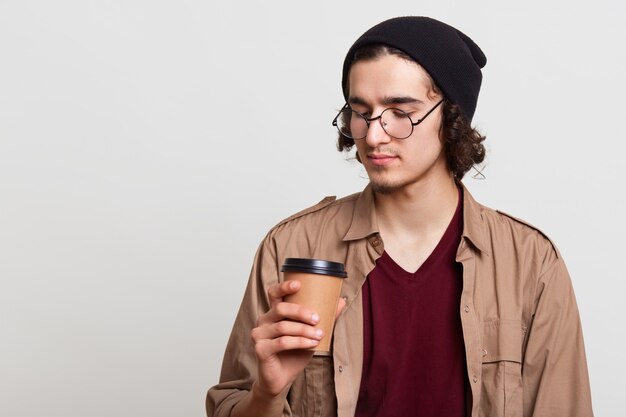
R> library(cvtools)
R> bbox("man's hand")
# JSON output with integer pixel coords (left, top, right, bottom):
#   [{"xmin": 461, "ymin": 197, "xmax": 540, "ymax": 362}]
[{"xmin": 250, "ymin": 280, "xmax": 346, "ymax": 399}]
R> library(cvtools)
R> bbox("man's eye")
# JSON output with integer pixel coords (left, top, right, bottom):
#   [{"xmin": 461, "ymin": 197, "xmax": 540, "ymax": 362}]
[{"xmin": 387, "ymin": 109, "xmax": 413, "ymax": 119}]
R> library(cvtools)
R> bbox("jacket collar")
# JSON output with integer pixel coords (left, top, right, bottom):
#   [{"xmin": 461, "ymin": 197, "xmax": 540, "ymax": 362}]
[
  {"xmin": 342, "ymin": 183, "xmax": 379, "ymax": 241},
  {"xmin": 460, "ymin": 183, "xmax": 490, "ymax": 256},
  {"xmin": 342, "ymin": 182, "xmax": 490, "ymax": 256}
]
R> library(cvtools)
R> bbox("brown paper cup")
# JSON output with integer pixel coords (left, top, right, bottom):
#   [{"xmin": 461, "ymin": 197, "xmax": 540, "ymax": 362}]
[{"xmin": 281, "ymin": 258, "xmax": 347, "ymax": 352}]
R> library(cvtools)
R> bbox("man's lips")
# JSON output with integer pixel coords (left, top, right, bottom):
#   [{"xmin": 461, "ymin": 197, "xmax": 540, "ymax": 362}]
[{"xmin": 368, "ymin": 153, "xmax": 398, "ymax": 166}]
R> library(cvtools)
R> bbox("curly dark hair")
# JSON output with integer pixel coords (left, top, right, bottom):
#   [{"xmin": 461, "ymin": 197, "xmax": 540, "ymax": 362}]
[{"xmin": 337, "ymin": 44, "xmax": 486, "ymax": 181}]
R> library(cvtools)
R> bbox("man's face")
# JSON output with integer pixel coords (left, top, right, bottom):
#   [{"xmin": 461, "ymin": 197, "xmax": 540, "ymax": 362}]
[{"xmin": 348, "ymin": 54, "xmax": 448, "ymax": 194}]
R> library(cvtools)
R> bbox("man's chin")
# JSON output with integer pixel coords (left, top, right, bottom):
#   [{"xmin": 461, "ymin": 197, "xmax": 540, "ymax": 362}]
[{"xmin": 370, "ymin": 180, "xmax": 402, "ymax": 195}]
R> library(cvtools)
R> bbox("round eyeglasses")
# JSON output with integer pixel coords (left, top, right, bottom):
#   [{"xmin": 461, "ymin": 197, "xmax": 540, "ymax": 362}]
[{"xmin": 332, "ymin": 99, "xmax": 444, "ymax": 140}]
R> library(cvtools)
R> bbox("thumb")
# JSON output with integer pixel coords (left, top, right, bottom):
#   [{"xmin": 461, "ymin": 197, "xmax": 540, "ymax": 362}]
[{"xmin": 335, "ymin": 297, "xmax": 347, "ymax": 319}]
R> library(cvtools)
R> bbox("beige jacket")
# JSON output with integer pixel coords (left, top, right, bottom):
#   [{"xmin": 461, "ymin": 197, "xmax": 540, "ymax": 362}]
[{"xmin": 206, "ymin": 184, "xmax": 593, "ymax": 417}]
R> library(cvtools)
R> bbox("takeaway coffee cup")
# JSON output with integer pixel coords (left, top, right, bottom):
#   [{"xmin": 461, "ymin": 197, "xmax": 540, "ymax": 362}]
[{"xmin": 280, "ymin": 258, "xmax": 347, "ymax": 352}]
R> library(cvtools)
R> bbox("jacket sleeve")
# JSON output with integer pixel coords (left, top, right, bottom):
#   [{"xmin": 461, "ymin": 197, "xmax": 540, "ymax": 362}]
[
  {"xmin": 205, "ymin": 234, "xmax": 284, "ymax": 417},
  {"xmin": 522, "ymin": 253, "xmax": 593, "ymax": 416}
]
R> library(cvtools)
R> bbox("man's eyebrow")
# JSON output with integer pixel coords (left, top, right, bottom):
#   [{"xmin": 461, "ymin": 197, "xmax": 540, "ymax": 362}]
[
  {"xmin": 347, "ymin": 96, "xmax": 424, "ymax": 106},
  {"xmin": 382, "ymin": 96, "xmax": 423, "ymax": 105},
  {"xmin": 347, "ymin": 96, "xmax": 368, "ymax": 106}
]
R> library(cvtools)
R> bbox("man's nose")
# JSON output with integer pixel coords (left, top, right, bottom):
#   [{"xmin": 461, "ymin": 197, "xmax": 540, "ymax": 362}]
[{"xmin": 364, "ymin": 116, "xmax": 392, "ymax": 148}]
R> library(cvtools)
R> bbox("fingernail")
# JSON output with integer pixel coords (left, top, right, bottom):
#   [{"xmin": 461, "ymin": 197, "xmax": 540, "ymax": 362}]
[
  {"xmin": 310, "ymin": 339, "xmax": 319, "ymax": 345},
  {"xmin": 312, "ymin": 313, "xmax": 319, "ymax": 323},
  {"xmin": 315, "ymin": 329, "xmax": 323, "ymax": 338},
  {"xmin": 290, "ymin": 281, "xmax": 297, "ymax": 289}
]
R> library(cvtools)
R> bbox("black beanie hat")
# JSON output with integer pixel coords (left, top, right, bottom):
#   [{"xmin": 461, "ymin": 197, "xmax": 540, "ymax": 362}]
[{"xmin": 341, "ymin": 16, "xmax": 487, "ymax": 121}]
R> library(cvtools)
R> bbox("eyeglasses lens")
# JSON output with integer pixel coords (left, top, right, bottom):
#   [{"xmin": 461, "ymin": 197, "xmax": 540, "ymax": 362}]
[{"xmin": 336, "ymin": 108, "xmax": 412, "ymax": 140}]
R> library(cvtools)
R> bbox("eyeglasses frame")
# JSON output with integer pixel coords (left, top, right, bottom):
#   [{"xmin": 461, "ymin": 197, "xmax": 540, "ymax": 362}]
[{"xmin": 332, "ymin": 99, "xmax": 445, "ymax": 140}]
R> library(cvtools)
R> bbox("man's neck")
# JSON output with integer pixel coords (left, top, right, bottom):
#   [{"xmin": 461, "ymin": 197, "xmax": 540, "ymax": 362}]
[
  {"xmin": 372, "ymin": 174, "xmax": 460, "ymax": 273},
  {"xmin": 374, "ymin": 174, "xmax": 459, "ymax": 240}
]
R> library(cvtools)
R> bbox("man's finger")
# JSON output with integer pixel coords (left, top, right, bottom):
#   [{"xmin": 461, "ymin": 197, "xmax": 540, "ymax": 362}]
[
  {"xmin": 267, "ymin": 280, "xmax": 300, "ymax": 308},
  {"xmin": 335, "ymin": 296, "xmax": 347, "ymax": 319},
  {"xmin": 255, "ymin": 336, "xmax": 320, "ymax": 360},
  {"xmin": 260, "ymin": 301, "xmax": 319, "ymax": 327},
  {"xmin": 252, "ymin": 320, "xmax": 323, "ymax": 342}
]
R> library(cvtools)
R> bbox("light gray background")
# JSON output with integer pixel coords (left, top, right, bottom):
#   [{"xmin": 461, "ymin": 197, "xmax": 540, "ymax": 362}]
[{"xmin": 1, "ymin": 0, "xmax": 624, "ymax": 416}]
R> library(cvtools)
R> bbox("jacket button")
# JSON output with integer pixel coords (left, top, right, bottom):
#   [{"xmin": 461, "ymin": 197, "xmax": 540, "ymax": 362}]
[
  {"xmin": 482, "ymin": 349, "xmax": 487, "ymax": 357},
  {"xmin": 472, "ymin": 375, "xmax": 478, "ymax": 383},
  {"xmin": 464, "ymin": 305, "xmax": 470, "ymax": 313},
  {"xmin": 338, "ymin": 365, "xmax": 344, "ymax": 373}
]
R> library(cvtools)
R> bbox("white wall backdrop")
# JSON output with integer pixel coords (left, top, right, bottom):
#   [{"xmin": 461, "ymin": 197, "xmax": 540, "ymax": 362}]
[{"xmin": 1, "ymin": 1, "xmax": 624, "ymax": 416}]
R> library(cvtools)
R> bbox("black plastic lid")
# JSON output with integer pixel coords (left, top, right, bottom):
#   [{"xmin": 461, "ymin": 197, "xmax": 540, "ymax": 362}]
[{"xmin": 280, "ymin": 258, "xmax": 347, "ymax": 278}]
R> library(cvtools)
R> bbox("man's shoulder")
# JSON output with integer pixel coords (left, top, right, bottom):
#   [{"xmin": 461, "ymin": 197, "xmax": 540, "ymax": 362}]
[
  {"xmin": 270, "ymin": 191, "xmax": 362, "ymax": 232},
  {"xmin": 477, "ymin": 202, "xmax": 560, "ymax": 260}
]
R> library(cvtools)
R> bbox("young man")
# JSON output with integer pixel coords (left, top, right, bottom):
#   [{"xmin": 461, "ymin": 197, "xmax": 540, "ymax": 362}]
[{"xmin": 206, "ymin": 17, "xmax": 593, "ymax": 417}]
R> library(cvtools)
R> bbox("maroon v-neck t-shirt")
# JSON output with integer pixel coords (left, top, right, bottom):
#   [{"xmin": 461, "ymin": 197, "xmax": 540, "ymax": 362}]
[{"xmin": 355, "ymin": 189, "xmax": 467, "ymax": 417}]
